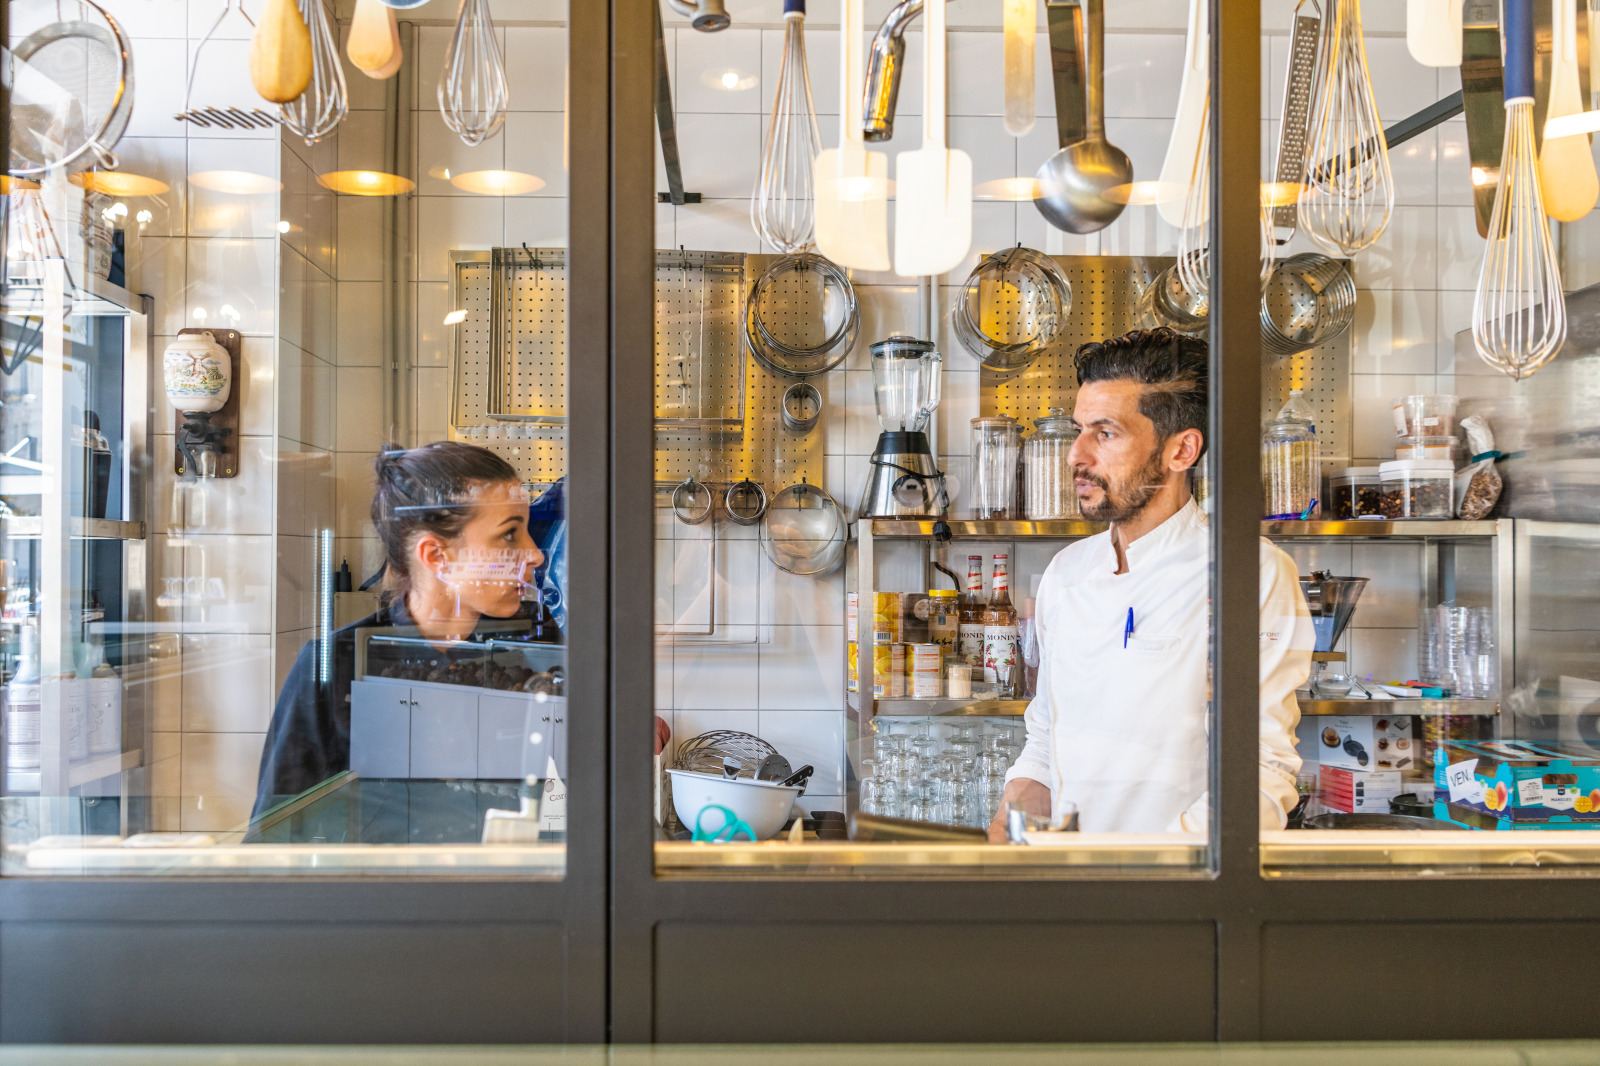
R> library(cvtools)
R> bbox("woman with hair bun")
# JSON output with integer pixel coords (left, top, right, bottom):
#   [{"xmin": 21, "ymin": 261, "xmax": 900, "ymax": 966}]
[{"xmin": 252, "ymin": 441, "xmax": 553, "ymax": 816}]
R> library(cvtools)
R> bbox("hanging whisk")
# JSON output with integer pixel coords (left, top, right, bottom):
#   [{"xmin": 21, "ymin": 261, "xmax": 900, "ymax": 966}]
[
  {"xmin": 439, "ymin": 0, "xmax": 510, "ymax": 147},
  {"xmin": 1296, "ymin": 0, "xmax": 1392, "ymax": 255},
  {"xmin": 280, "ymin": 0, "xmax": 347, "ymax": 146},
  {"xmin": 752, "ymin": 0, "xmax": 821, "ymax": 252},
  {"xmin": 1174, "ymin": 93, "xmax": 1274, "ymax": 298},
  {"xmin": 1472, "ymin": 0, "xmax": 1566, "ymax": 380}
]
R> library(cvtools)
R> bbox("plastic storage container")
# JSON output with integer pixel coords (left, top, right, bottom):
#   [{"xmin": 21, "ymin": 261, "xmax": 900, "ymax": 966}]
[
  {"xmin": 971, "ymin": 416, "xmax": 1022, "ymax": 520},
  {"xmin": 1395, "ymin": 435, "xmax": 1460, "ymax": 461},
  {"xmin": 1378, "ymin": 459, "xmax": 1455, "ymax": 519},
  {"xmin": 1330, "ymin": 467, "xmax": 1382, "ymax": 519},
  {"xmin": 1392, "ymin": 394, "xmax": 1459, "ymax": 438},
  {"xmin": 1020, "ymin": 408, "xmax": 1080, "ymax": 520},
  {"xmin": 1263, "ymin": 417, "xmax": 1318, "ymax": 519}
]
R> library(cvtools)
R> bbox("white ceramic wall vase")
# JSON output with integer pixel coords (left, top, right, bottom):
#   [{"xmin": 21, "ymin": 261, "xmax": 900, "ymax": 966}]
[{"xmin": 162, "ymin": 332, "xmax": 232, "ymax": 414}]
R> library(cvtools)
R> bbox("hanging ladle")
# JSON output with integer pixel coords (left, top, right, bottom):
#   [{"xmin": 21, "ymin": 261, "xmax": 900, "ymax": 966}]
[{"xmin": 1033, "ymin": 0, "xmax": 1130, "ymax": 234}]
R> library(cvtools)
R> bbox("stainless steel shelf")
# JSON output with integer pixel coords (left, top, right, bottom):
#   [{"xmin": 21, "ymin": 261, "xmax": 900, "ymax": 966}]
[
  {"xmin": 2, "ymin": 517, "xmax": 146, "ymax": 540},
  {"xmin": 1297, "ymin": 698, "xmax": 1499, "ymax": 717},
  {"xmin": 866, "ymin": 519, "xmax": 1107, "ymax": 538},
  {"xmin": 1263, "ymin": 519, "xmax": 1507, "ymax": 538},
  {"xmin": 866, "ymin": 519, "xmax": 1509, "ymax": 540},
  {"xmin": 848, "ymin": 694, "xmax": 1028, "ymax": 717}
]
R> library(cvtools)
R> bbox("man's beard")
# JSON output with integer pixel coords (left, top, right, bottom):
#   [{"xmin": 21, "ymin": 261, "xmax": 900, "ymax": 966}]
[{"xmin": 1077, "ymin": 447, "xmax": 1168, "ymax": 523}]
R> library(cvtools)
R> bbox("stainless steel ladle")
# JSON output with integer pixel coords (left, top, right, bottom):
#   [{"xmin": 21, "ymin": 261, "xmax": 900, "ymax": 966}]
[{"xmin": 1033, "ymin": 0, "xmax": 1130, "ymax": 234}]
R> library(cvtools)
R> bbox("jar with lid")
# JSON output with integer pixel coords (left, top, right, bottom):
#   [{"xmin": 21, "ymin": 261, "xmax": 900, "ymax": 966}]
[
  {"xmin": 1262, "ymin": 417, "xmax": 1318, "ymax": 519},
  {"xmin": 1021, "ymin": 407, "xmax": 1080, "ymax": 520},
  {"xmin": 1378, "ymin": 459, "xmax": 1455, "ymax": 519},
  {"xmin": 970, "ymin": 415, "xmax": 1022, "ymax": 519},
  {"xmin": 1330, "ymin": 467, "xmax": 1383, "ymax": 519}
]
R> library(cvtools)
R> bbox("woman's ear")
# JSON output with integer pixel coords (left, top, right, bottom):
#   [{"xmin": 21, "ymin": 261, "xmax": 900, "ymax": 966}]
[{"xmin": 413, "ymin": 532, "xmax": 450, "ymax": 575}]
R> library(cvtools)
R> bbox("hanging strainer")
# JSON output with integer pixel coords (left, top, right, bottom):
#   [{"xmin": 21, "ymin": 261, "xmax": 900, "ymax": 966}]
[
  {"xmin": 1134, "ymin": 264, "xmax": 1209, "ymax": 336},
  {"xmin": 746, "ymin": 253, "xmax": 859, "ymax": 378},
  {"xmin": 9, "ymin": 0, "xmax": 135, "ymax": 176},
  {"xmin": 759, "ymin": 480, "xmax": 845, "ymax": 576},
  {"xmin": 1260, "ymin": 253, "xmax": 1356, "ymax": 357},
  {"xmin": 949, "ymin": 246, "xmax": 1072, "ymax": 372}
]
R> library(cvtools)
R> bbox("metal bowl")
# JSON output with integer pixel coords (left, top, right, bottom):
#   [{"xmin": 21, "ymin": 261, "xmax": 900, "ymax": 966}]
[{"xmin": 949, "ymin": 246, "xmax": 1073, "ymax": 372}]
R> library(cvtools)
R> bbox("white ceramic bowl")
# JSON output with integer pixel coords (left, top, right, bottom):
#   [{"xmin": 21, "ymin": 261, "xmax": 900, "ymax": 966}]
[{"xmin": 667, "ymin": 769, "xmax": 800, "ymax": 841}]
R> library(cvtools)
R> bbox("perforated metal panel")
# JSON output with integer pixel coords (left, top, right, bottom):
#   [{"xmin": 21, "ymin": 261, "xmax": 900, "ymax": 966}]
[
  {"xmin": 979, "ymin": 255, "xmax": 1352, "ymax": 464},
  {"xmin": 449, "ymin": 249, "xmax": 825, "ymax": 490}
]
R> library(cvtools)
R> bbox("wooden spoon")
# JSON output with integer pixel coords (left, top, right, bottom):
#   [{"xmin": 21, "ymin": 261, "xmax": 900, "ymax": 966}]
[
  {"xmin": 249, "ymin": 0, "xmax": 313, "ymax": 104},
  {"xmin": 349, "ymin": 0, "xmax": 401, "ymax": 77}
]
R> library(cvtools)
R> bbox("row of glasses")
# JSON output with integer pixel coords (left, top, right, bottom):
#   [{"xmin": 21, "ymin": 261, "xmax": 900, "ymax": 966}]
[
  {"xmin": 857, "ymin": 718, "xmax": 1023, "ymax": 828},
  {"xmin": 1419, "ymin": 605, "xmax": 1495, "ymax": 699}
]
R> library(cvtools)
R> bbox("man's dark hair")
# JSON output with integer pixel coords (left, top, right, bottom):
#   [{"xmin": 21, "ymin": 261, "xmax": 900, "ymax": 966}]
[{"xmin": 1073, "ymin": 327, "xmax": 1208, "ymax": 454}]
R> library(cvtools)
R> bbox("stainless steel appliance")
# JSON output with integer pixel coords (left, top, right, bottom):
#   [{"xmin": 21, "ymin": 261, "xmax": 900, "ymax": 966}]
[{"xmin": 857, "ymin": 335, "xmax": 947, "ymax": 520}]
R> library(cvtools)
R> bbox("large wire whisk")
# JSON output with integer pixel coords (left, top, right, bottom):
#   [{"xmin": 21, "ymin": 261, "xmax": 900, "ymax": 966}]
[
  {"xmin": 1472, "ymin": 0, "xmax": 1566, "ymax": 380},
  {"xmin": 1174, "ymin": 93, "xmax": 1274, "ymax": 298},
  {"xmin": 752, "ymin": 0, "xmax": 821, "ymax": 252},
  {"xmin": 281, "ymin": 0, "xmax": 346, "ymax": 146},
  {"xmin": 439, "ymin": 0, "xmax": 510, "ymax": 147},
  {"xmin": 1297, "ymin": 0, "xmax": 1392, "ymax": 255}
]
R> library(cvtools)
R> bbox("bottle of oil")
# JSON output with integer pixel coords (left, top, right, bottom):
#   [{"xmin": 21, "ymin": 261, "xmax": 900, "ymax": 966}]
[
  {"xmin": 983, "ymin": 554, "xmax": 1020, "ymax": 698},
  {"xmin": 957, "ymin": 554, "xmax": 986, "ymax": 672}
]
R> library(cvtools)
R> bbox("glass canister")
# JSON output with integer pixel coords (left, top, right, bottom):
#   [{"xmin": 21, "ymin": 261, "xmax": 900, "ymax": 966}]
[
  {"xmin": 1262, "ymin": 416, "xmax": 1318, "ymax": 519},
  {"xmin": 971, "ymin": 415, "xmax": 1022, "ymax": 519},
  {"xmin": 1021, "ymin": 407, "xmax": 1080, "ymax": 519}
]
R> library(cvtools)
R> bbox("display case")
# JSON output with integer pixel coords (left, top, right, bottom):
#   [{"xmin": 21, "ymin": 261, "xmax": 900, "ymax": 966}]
[{"xmin": 0, "ymin": 266, "xmax": 152, "ymax": 828}]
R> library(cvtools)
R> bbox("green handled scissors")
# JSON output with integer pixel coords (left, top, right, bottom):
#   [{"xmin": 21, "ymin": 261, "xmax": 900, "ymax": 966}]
[{"xmin": 693, "ymin": 804, "xmax": 757, "ymax": 843}]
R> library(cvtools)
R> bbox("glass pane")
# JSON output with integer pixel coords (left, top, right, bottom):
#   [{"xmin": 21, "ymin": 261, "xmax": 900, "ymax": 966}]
[
  {"xmin": 1261, "ymin": 0, "xmax": 1600, "ymax": 876},
  {"xmin": 1, "ymin": 0, "xmax": 572, "ymax": 876},
  {"xmin": 651, "ymin": 0, "xmax": 1215, "ymax": 875}
]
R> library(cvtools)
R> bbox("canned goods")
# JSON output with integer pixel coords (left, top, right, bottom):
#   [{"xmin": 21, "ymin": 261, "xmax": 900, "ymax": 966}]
[
  {"xmin": 846, "ymin": 594, "xmax": 858, "ymax": 643},
  {"xmin": 874, "ymin": 643, "xmax": 906, "ymax": 698},
  {"xmin": 871, "ymin": 593, "xmax": 901, "ymax": 645}
]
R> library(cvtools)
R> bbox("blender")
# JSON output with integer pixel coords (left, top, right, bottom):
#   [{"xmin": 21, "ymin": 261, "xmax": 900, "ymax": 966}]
[
  {"xmin": 858, "ymin": 335, "xmax": 948, "ymax": 519},
  {"xmin": 1300, "ymin": 570, "xmax": 1369, "ymax": 697}
]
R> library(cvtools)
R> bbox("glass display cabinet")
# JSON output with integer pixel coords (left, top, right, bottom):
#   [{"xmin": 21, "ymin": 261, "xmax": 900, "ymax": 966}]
[{"xmin": 0, "ymin": 265, "xmax": 152, "ymax": 843}]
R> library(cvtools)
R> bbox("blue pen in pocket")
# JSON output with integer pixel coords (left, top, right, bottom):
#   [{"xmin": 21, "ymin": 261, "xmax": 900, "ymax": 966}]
[{"xmin": 1123, "ymin": 607, "xmax": 1134, "ymax": 648}]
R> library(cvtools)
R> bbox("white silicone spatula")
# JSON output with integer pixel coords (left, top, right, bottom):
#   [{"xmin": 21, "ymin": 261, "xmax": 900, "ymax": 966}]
[
  {"xmin": 893, "ymin": 0, "xmax": 972, "ymax": 277},
  {"xmin": 1540, "ymin": 0, "xmax": 1599, "ymax": 220},
  {"xmin": 1157, "ymin": 0, "xmax": 1207, "ymax": 227},
  {"xmin": 814, "ymin": 0, "xmax": 891, "ymax": 271},
  {"xmin": 1407, "ymin": 0, "xmax": 1463, "ymax": 67}
]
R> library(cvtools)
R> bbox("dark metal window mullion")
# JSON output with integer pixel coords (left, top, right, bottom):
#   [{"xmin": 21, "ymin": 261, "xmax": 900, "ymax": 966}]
[{"xmin": 1209, "ymin": 0, "xmax": 1265, "ymax": 1042}]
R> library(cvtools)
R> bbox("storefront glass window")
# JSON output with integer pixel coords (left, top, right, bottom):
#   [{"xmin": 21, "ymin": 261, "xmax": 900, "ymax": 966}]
[
  {"xmin": 1, "ymin": 0, "xmax": 573, "ymax": 876},
  {"xmin": 650, "ymin": 0, "xmax": 1225, "ymax": 876}
]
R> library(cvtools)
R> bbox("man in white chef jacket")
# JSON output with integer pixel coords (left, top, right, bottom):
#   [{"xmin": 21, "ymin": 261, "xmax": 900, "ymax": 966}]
[{"xmin": 986, "ymin": 328, "xmax": 1312, "ymax": 839}]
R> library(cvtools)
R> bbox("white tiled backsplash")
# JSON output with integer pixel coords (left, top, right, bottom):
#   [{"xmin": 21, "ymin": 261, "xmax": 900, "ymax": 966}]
[{"xmin": 113, "ymin": 1, "xmax": 1600, "ymax": 826}]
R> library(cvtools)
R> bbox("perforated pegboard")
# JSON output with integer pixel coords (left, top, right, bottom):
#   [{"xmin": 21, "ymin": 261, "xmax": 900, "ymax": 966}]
[
  {"xmin": 980, "ymin": 255, "xmax": 1353, "ymax": 464},
  {"xmin": 449, "ymin": 249, "xmax": 825, "ymax": 491}
]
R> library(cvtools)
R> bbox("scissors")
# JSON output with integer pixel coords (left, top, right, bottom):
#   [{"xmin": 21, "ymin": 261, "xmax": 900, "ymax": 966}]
[{"xmin": 693, "ymin": 804, "xmax": 758, "ymax": 843}]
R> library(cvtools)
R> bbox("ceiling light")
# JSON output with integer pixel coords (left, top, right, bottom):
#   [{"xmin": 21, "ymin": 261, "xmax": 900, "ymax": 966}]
[
  {"xmin": 1471, "ymin": 166, "xmax": 1497, "ymax": 187},
  {"xmin": 702, "ymin": 68, "xmax": 757, "ymax": 91},
  {"xmin": 70, "ymin": 171, "xmax": 170, "ymax": 197},
  {"xmin": 316, "ymin": 170, "xmax": 416, "ymax": 196},
  {"xmin": 443, "ymin": 309, "xmax": 468, "ymax": 324},
  {"xmin": 449, "ymin": 169, "xmax": 546, "ymax": 195},
  {"xmin": 427, "ymin": 164, "xmax": 452, "ymax": 181},
  {"xmin": 1547, "ymin": 109, "xmax": 1600, "ymax": 140},
  {"xmin": 190, "ymin": 170, "xmax": 281, "ymax": 195},
  {"xmin": 277, "ymin": 220, "xmax": 292, "ymax": 233},
  {"xmin": 973, "ymin": 177, "xmax": 1039, "ymax": 202}
]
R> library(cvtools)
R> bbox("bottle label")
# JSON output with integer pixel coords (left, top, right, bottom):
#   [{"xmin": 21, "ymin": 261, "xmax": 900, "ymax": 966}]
[
  {"xmin": 958, "ymin": 623, "xmax": 986, "ymax": 664},
  {"xmin": 983, "ymin": 624, "xmax": 1019, "ymax": 684}
]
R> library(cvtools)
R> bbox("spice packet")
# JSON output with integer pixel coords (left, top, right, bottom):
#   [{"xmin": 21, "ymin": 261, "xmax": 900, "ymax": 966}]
[{"xmin": 1455, "ymin": 413, "xmax": 1502, "ymax": 520}]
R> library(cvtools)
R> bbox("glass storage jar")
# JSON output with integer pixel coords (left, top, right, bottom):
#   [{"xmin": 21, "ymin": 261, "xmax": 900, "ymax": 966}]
[
  {"xmin": 1020, "ymin": 407, "xmax": 1080, "ymax": 520},
  {"xmin": 970, "ymin": 415, "xmax": 1022, "ymax": 519},
  {"xmin": 1378, "ymin": 459, "xmax": 1455, "ymax": 519},
  {"xmin": 1330, "ymin": 467, "xmax": 1383, "ymax": 519},
  {"xmin": 1262, "ymin": 416, "xmax": 1318, "ymax": 519},
  {"xmin": 1391, "ymin": 393, "xmax": 1459, "ymax": 437}
]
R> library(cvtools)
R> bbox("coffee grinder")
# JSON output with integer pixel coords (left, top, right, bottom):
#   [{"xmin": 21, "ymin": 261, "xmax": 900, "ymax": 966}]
[
  {"xmin": 857, "ymin": 335, "xmax": 948, "ymax": 520},
  {"xmin": 1300, "ymin": 570, "xmax": 1369, "ymax": 697}
]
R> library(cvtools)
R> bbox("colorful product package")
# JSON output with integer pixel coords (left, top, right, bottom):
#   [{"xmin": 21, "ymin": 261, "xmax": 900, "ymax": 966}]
[{"xmin": 1437, "ymin": 739, "xmax": 1600, "ymax": 828}]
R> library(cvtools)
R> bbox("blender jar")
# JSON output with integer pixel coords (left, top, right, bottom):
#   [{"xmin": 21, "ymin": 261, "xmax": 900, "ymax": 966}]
[
  {"xmin": 870, "ymin": 336, "xmax": 941, "ymax": 432},
  {"xmin": 971, "ymin": 416, "xmax": 1022, "ymax": 519}
]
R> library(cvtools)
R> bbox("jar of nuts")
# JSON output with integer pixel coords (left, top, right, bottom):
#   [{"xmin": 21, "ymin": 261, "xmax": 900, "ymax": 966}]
[{"xmin": 1378, "ymin": 459, "xmax": 1455, "ymax": 519}]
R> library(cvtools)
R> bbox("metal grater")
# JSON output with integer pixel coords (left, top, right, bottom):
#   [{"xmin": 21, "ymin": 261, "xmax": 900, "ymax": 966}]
[{"xmin": 1272, "ymin": 0, "xmax": 1323, "ymax": 240}]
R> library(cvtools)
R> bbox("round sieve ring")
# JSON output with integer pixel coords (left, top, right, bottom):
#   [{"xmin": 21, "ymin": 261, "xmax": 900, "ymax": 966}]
[
  {"xmin": 723, "ymin": 480, "xmax": 768, "ymax": 525},
  {"xmin": 780, "ymin": 381, "xmax": 822, "ymax": 432},
  {"xmin": 671, "ymin": 478, "xmax": 714, "ymax": 525}
]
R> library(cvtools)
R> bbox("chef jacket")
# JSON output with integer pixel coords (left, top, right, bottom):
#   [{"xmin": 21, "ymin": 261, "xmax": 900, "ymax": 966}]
[{"xmin": 1005, "ymin": 498, "xmax": 1312, "ymax": 832}]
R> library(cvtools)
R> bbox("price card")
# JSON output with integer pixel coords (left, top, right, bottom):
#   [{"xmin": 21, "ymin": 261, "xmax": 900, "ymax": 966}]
[
  {"xmin": 1446, "ymin": 758, "xmax": 1485, "ymax": 804},
  {"xmin": 1517, "ymin": 778, "xmax": 1545, "ymax": 806}
]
